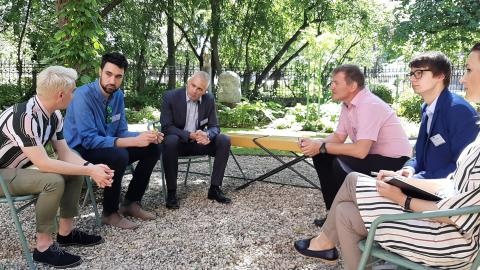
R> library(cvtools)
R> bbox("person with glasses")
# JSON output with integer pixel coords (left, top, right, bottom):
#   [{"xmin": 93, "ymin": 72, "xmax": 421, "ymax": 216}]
[
  {"xmin": 64, "ymin": 52, "xmax": 164, "ymax": 230},
  {"xmin": 399, "ymin": 52, "xmax": 478, "ymax": 179},
  {"xmin": 294, "ymin": 43, "xmax": 480, "ymax": 270}
]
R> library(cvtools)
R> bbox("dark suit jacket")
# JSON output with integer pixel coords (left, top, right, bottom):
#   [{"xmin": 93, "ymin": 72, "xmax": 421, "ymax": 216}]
[
  {"xmin": 405, "ymin": 89, "xmax": 479, "ymax": 179},
  {"xmin": 160, "ymin": 87, "xmax": 221, "ymax": 143}
]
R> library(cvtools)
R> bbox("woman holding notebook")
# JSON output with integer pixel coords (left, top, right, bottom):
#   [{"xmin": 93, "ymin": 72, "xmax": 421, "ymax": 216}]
[{"xmin": 294, "ymin": 43, "xmax": 480, "ymax": 270}]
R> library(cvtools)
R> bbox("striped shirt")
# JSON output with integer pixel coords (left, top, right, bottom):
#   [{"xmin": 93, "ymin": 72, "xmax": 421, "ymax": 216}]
[
  {"xmin": 0, "ymin": 96, "xmax": 63, "ymax": 168},
  {"xmin": 356, "ymin": 134, "xmax": 480, "ymax": 269}
]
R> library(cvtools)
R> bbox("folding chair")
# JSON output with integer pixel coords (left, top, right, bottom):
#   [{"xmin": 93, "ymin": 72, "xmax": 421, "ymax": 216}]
[
  {"xmin": 0, "ymin": 175, "xmax": 38, "ymax": 269},
  {"xmin": 357, "ymin": 205, "xmax": 480, "ymax": 270},
  {"xmin": 160, "ymin": 155, "xmax": 212, "ymax": 201}
]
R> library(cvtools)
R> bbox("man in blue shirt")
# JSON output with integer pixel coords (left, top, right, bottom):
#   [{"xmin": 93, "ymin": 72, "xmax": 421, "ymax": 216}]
[
  {"xmin": 399, "ymin": 52, "xmax": 479, "ymax": 179},
  {"xmin": 64, "ymin": 52, "xmax": 163, "ymax": 230}
]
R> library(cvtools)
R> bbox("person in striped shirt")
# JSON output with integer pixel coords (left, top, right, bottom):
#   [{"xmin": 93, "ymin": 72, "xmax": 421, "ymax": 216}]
[
  {"xmin": 294, "ymin": 43, "xmax": 480, "ymax": 270},
  {"xmin": 0, "ymin": 66, "xmax": 114, "ymax": 268}
]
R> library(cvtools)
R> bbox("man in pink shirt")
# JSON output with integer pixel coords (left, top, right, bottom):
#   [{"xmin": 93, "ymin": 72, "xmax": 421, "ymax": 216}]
[{"xmin": 300, "ymin": 64, "xmax": 411, "ymax": 226}]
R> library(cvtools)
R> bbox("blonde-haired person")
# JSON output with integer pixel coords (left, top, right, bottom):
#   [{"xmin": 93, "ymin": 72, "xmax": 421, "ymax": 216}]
[
  {"xmin": 294, "ymin": 43, "xmax": 480, "ymax": 270},
  {"xmin": 0, "ymin": 66, "xmax": 114, "ymax": 268}
]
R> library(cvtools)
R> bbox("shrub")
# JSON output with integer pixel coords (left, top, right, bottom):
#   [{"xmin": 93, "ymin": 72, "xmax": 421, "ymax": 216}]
[
  {"xmin": 370, "ymin": 83, "xmax": 394, "ymax": 104},
  {"xmin": 217, "ymin": 101, "xmax": 284, "ymax": 128},
  {"xmin": 125, "ymin": 106, "xmax": 159, "ymax": 124},
  {"xmin": 396, "ymin": 90, "xmax": 423, "ymax": 123},
  {"xmin": 0, "ymin": 84, "xmax": 28, "ymax": 109}
]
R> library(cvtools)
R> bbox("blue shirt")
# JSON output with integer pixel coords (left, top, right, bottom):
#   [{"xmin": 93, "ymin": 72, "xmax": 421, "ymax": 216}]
[{"xmin": 64, "ymin": 79, "xmax": 139, "ymax": 149}]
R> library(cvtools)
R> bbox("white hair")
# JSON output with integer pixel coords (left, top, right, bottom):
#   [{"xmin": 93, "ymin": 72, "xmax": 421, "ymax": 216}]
[
  {"xmin": 188, "ymin": 71, "xmax": 211, "ymax": 88},
  {"xmin": 36, "ymin": 66, "xmax": 78, "ymax": 97}
]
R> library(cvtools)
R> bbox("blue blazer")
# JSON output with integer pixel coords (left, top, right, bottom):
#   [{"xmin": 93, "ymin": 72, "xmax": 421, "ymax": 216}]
[
  {"xmin": 405, "ymin": 89, "xmax": 479, "ymax": 179},
  {"xmin": 160, "ymin": 88, "xmax": 220, "ymax": 143}
]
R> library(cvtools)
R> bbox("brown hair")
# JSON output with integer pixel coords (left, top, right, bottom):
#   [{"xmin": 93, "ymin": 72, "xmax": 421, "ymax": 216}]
[
  {"xmin": 332, "ymin": 64, "xmax": 365, "ymax": 89},
  {"xmin": 409, "ymin": 51, "xmax": 451, "ymax": 87}
]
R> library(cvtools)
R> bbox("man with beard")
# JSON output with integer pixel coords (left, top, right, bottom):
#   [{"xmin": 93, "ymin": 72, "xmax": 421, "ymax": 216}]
[{"xmin": 64, "ymin": 52, "xmax": 163, "ymax": 229}]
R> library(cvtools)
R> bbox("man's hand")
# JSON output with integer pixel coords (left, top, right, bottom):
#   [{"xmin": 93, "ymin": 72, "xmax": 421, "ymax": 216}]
[
  {"xmin": 193, "ymin": 130, "xmax": 210, "ymax": 145},
  {"xmin": 135, "ymin": 131, "xmax": 159, "ymax": 147},
  {"xmin": 88, "ymin": 164, "xmax": 114, "ymax": 188},
  {"xmin": 152, "ymin": 130, "xmax": 164, "ymax": 144},
  {"xmin": 396, "ymin": 167, "xmax": 414, "ymax": 178},
  {"xmin": 299, "ymin": 138, "xmax": 322, "ymax": 157}
]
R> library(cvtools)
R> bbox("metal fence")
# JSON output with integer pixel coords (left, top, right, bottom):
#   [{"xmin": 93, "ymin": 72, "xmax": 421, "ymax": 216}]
[{"xmin": 0, "ymin": 59, "xmax": 466, "ymax": 103}]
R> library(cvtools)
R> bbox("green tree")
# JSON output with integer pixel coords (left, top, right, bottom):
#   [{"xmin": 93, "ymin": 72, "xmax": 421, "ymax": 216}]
[{"xmin": 384, "ymin": 0, "xmax": 480, "ymax": 60}]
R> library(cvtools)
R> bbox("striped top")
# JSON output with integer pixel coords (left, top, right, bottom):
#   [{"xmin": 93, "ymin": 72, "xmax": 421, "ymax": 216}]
[
  {"xmin": 0, "ymin": 96, "xmax": 63, "ymax": 168},
  {"xmin": 357, "ymin": 134, "xmax": 480, "ymax": 269}
]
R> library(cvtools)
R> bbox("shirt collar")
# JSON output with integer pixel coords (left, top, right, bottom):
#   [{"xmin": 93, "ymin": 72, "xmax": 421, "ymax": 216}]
[
  {"xmin": 33, "ymin": 95, "xmax": 50, "ymax": 119},
  {"xmin": 426, "ymin": 95, "xmax": 439, "ymax": 117},
  {"xmin": 185, "ymin": 89, "xmax": 202, "ymax": 103}
]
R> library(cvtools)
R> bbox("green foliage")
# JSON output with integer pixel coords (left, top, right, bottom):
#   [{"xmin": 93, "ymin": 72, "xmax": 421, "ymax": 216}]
[
  {"xmin": 397, "ymin": 90, "xmax": 423, "ymax": 123},
  {"xmin": 124, "ymin": 82, "xmax": 167, "ymax": 111},
  {"xmin": 269, "ymin": 102, "xmax": 340, "ymax": 132},
  {"xmin": 383, "ymin": 0, "xmax": 480, "ymax": 60},
  {"xmin": 0, "ymin": 84, "xmax": 29, "ymax": 109},
  {"xmin": 217, "ymin": 101, "xmax": 285, "ymax": 128},
  {"xmin": 125, "ymin": 106, "xmax": 159, "ymax": 124},
  {"xmin": 47, "ymin": 0, "xmax": 104, "ymax": 81},
  {"xmin": 370, "ymin": 84, "xmax": 394, "ymax": 104}
]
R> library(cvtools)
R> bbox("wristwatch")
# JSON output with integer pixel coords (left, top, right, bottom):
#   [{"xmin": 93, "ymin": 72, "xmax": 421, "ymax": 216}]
[{"xmin": 319, "ymin": 142, "xmax": 327, "ymax": 154}]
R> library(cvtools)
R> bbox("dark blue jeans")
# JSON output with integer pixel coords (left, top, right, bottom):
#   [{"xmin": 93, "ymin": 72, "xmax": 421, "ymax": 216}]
[{"xmin": 75, "ymin": 143, "xmax": 162, "ymax": 215}]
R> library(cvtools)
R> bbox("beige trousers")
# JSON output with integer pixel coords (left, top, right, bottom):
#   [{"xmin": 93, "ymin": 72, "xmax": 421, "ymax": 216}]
[
  {"xmin": 321, "ymin": 172, "xmax": 369, "ymax": 270},
  {"xmin": 0, "ymin": 168, "xmax": 83, "ymax": 234}
]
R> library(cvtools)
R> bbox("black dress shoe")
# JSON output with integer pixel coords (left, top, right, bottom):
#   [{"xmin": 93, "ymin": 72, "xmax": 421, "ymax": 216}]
[
  {"xmin": 313, "ymin": 217, "xmax": 326, "ymax": 227},
  {"xmin": 294, "ymin": 238, "xmax": 339, "ymax": 261},
  {"xmin": 166, "ymin": 192, "xmax": 179, "ymax": 209},
  {"xmin": 208, "ymin": 186, "xmax": 232, "ymax": 204}
]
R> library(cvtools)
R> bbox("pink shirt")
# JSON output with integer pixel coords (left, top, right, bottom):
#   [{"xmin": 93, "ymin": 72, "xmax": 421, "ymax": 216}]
[{"xmin": 335, "ymin": 89, "xmax": 411, "ymax": 158}]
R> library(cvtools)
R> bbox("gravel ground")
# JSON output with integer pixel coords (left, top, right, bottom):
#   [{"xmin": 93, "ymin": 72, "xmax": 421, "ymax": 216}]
[{"xmin": 0, "ymin": 155, "xmax": 344, "ymax": 269}]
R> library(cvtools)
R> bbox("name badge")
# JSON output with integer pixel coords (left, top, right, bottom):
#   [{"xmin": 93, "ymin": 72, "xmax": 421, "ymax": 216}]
[
  {"xmin": 200, "ymin": 118, "xmax": 208, "ymax": 126},
  {"xmin": 111, "ymin": 114, "xmax": 121, "ymax": 122},
  {"xmin": 430, "ymin": 134, "xmax": 446, "ymax": 147}
]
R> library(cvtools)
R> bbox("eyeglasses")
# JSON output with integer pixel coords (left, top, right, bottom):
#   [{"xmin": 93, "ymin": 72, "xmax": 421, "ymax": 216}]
[
  {"xmin": 105, "ymin": 105, "xmax": 113, "ymax": 124},
  {"xmin": 406, "ymin": 69, "xmax": 431, "ymax": 79}
]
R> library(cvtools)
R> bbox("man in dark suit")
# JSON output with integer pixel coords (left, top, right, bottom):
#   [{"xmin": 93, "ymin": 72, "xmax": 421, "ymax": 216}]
[
  {"xmin": 399, "ymin": 51, "xmax": 479, "ymax": 179},
  {"xmin": 160, "ymin": 71, "xmax": 231, "ymax": 209}
]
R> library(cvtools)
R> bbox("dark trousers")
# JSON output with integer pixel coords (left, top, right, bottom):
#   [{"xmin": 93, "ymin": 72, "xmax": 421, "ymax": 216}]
[
  {"xmin": 312, "ymin": 154, "xmax": 409, "ymax": 210},
  {"xmin": 75, "ymin": 143, "xmax": 162, "ymax": 215},
  {"xmin": 162, "ymin": 134, "xmax": 231, "ymax": 191}
]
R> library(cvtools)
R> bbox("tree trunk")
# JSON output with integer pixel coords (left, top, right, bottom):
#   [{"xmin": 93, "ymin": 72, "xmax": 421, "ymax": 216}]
[
  {"xmin": 210, "ymin": 0, "xmax": 222, "ymax": 95},
  {"xmin": 16, "ymin": 0, "xmax": 32, "ymax": 88},
  {"xmin": 167, "ymin": 0, "xmax": 176, "ymax": 90}
]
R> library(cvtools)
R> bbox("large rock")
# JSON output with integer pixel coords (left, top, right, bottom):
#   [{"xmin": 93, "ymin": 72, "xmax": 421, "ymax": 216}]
[{"xmin": 217, "ymin": 71, "xmax": 241, "ymax": 104}]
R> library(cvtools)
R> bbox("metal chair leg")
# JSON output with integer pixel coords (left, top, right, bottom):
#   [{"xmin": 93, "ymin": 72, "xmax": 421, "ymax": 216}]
[
  {"xmin": 6, "ymin": 198, "xmax": 36, "ymax": 269},
  {"xmin": 160, "ymin": 156, "xmax": 167, "ymax": 202},
  {"xmin": 184, "ymin": 158, "xmax": 192, "ymax": 186},
  {"xmin": 208, "ymin": 156, "xmax": 212, "ymax": 176}
]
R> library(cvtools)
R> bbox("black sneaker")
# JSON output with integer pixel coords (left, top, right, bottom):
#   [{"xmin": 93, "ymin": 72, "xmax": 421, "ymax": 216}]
[
  {"xmin": 33, "ymin": 243, "xmax": 82, "ymax": 268},
  {"xmin": 57, "ymin": 229, "xmax": 104, "ymax": 247}
]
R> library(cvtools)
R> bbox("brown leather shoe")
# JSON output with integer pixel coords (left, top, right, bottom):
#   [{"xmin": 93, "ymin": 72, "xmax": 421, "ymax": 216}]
[
  {"xmin": 102, "ymin": 212, "xmax": 139, "ymax": 229},
  {"xmin": 119, "ymin": 201, "xmax": 156, "ymax": 221}
]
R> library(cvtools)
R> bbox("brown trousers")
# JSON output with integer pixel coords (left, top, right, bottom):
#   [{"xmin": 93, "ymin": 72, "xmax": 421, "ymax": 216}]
[{"xmin": 0, "ymin": 168, "xmax": 83, "ymax": 234}]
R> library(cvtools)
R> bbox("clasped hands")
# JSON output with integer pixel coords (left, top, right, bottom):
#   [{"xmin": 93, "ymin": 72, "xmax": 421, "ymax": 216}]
[
  {"xmin": 189, "ymin": 130, "xmax": 210, "ymax": 145},
  {"xmin": 89, "ymin": 163, "xmax": 115, "ymax": 188}
]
